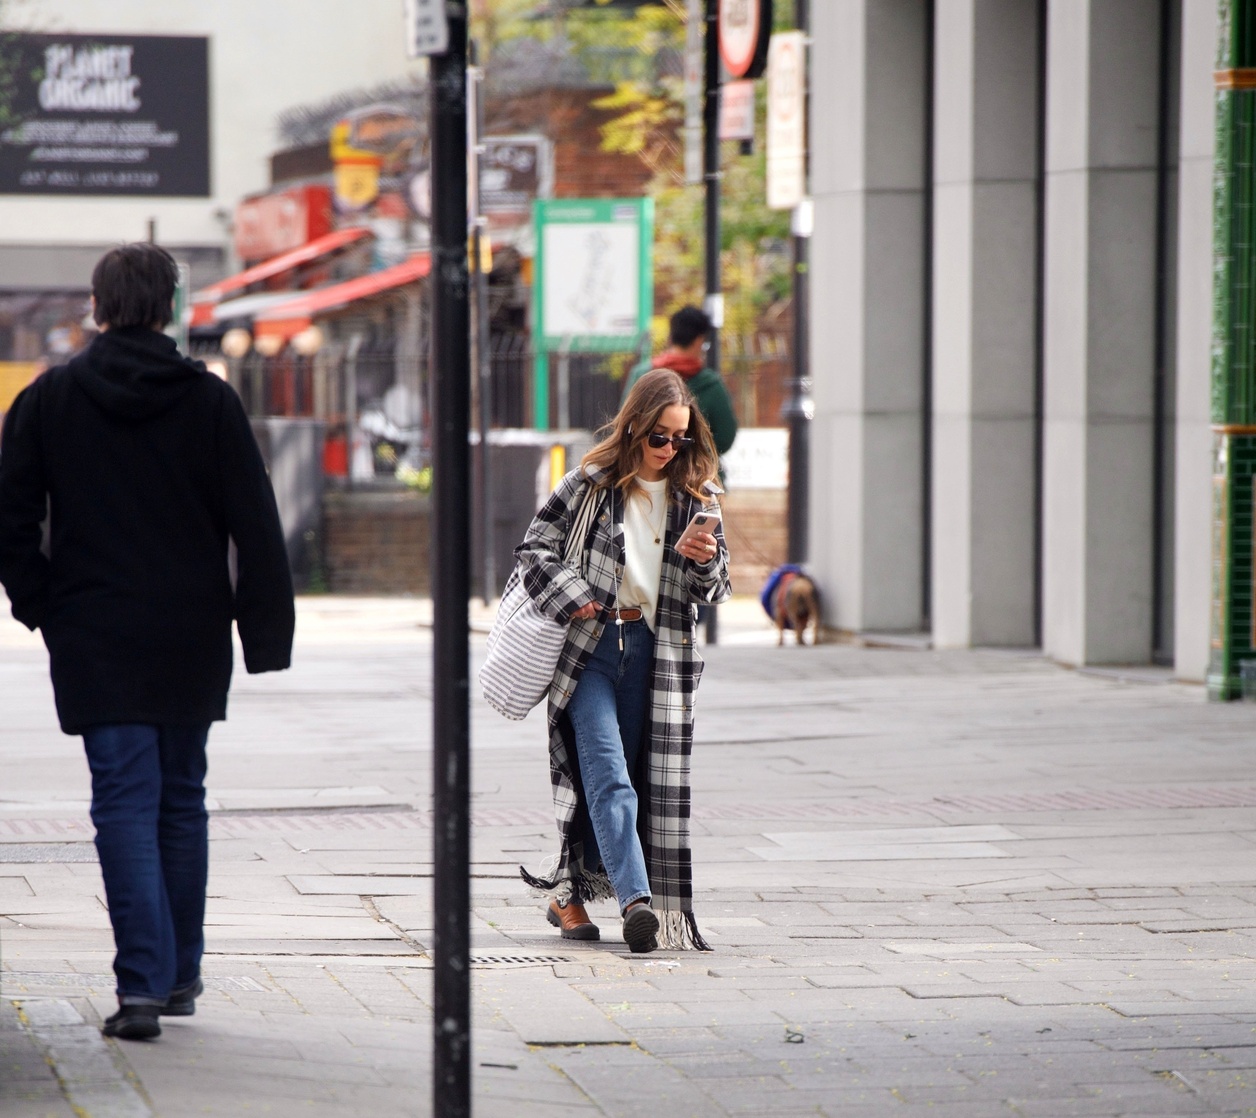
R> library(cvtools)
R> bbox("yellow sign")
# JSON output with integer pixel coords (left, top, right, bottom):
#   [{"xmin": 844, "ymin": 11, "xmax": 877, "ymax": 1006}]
[
  {"xmin": 329, "ymin": 120, "xmax": 376, "ymax": 164},
  {"xmin": 549, "ymin": 444, "xmax": 566, "ymax": 492},
  {"xmin": 467, "ymin": 230, "xmax": 492, "ymax": 274},
  {"xmin": 330, "ymin": 119, "xmax": 383, "ymax": 212},
  {"xmin": 334, "ymin": 161, "xmax": 380, "ymax": 212},
  {"xmin": 0, "ymin": 362, "xmax": 40, "ymax": 413}
]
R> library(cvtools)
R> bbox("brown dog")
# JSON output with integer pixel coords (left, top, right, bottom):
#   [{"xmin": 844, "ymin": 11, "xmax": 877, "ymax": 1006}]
[{"xmin": 774, "ymin": 571, "xmax": 821, "ymax": 646}]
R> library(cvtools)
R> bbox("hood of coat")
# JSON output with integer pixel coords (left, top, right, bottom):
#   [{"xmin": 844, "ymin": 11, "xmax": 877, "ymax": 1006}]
[
  {"xmin": 69, "ymin": 327, "xmax": 210, "ymax": 421},
  {"xmin": 650, "ymin": 350, "xmax": 704, "ymax": 378}
]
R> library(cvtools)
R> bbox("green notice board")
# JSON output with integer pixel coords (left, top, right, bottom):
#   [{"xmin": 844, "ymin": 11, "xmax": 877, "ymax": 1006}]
[{"xmin": 532, "ymin": 198, "xmax": 654, "ymax": 352}]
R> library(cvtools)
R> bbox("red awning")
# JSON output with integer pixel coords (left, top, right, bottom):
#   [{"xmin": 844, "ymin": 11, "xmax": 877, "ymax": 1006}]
[
  {"xmin": 253, "ymin": 253, "xmax": 432, "ymax": 341},
  {"xmin": 191, "ymin": 226, "xmax": 372, "ymax": 316}
]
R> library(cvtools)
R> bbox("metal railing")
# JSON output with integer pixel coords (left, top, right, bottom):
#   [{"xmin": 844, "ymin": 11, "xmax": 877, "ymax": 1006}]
[{"xmin": 190, "ymin": 331, "xmax": 793, "ymax": 453}]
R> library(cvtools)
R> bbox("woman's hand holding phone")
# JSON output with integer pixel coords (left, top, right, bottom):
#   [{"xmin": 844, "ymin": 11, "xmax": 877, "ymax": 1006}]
[
  {"xmin": 678, "ymin": 532, "xmax": 717, "ymax": 563},
  {"xmin": 676, "ymin": 510, "xmax": 720, "ymax": 564}
]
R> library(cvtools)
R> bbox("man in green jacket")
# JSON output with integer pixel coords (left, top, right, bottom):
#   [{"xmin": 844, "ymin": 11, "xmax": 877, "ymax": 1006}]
[{"xmin": 623, "ymin": 306, "xmax": 738, "ymax": 457}]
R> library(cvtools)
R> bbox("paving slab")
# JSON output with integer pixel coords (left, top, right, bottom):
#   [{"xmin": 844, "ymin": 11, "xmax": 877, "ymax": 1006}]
[
  {"xmin": 0, "ymin": 998, "xmax": 78, "ymax": 1118},
  {"xmin": 4, "ymin": 597, "xmax": 1256, "ymax": 1114}
]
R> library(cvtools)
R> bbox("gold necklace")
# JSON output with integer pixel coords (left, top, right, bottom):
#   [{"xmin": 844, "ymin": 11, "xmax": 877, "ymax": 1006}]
[{"xmin": 642, "ymin": 492, "xmax": 666, "ymax": 544}]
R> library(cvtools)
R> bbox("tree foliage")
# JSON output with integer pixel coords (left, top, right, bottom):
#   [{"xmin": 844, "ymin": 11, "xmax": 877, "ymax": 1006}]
[
  {"xmin": 476, "ymin": 0, "xmax": 792, "ymax": 338},
  {"xmin": 650, "ymin": 115, "xmax": 791, "ymax": 344},
  {"xmin": 594, "ymin": 81, "xmax": 682, "ymax": 175}
]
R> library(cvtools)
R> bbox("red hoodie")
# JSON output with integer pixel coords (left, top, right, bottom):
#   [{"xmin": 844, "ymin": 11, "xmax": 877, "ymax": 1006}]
[{"xmin": 651, "ymin": 350, "xmax": 705, "ymax": 378}]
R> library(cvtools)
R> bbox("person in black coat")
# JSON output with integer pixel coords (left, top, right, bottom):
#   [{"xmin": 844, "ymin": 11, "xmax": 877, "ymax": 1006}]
[{"xmin": 0, "ymin": 243, "xmax": 295, "ymax": 1041}]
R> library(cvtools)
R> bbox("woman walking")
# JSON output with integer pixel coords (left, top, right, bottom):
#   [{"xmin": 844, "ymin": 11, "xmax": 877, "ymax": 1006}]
[{"xmin": 516, "ymin": 369, "xmax": 731, "ymax": 952}]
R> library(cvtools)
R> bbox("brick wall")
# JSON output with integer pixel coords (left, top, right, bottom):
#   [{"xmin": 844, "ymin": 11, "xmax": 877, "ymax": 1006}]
[
  {"xmin": 322, "ymin": 484, "xmax": 785, "ymax": 601},
  {"xmin": 486, "ymin": 88, "xmax": 653, "ymax": 200},
  {"xmin": 720, "ymin": 487, "xmax": 787, "ymax": 600},
  {"xmin": 324, "ymin": 490, "xmax": 430, "ymax": 595}
]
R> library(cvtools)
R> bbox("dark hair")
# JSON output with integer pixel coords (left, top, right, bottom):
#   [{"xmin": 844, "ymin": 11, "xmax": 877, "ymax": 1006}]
[
  {"xmin": 669, "ymin": 305, "xmax": 712, "ymax": 349},
  {"xmin": 582, "ymin": 368, "xmax": 720, "ymax": 503},
  {"xmin": 91, "ymin": 242, "xmax": 179, "ymax": 330}
]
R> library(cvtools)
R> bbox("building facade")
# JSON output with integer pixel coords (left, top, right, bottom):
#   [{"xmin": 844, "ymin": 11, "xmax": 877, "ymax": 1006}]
[
  {"xmin": 0, "ymin": 0, "xmax": 420, "ymax": 362},
  {"xmin": 808, "ymin": 0, "xmax": 1214, "ymax": 680}
]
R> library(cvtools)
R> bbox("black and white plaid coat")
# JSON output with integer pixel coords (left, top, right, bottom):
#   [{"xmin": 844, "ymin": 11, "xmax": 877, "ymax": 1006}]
[{"xmin": 516, "ymin": 465, "xmax": 731, "ymax": 950}]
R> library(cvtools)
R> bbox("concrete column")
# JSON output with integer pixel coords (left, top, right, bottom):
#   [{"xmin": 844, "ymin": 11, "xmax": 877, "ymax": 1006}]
[
  {"xmin": 1172, "ymin": 2, "xmax": 1215, "ymax": 682},
  {"xmin": 1041, "ymin": 1, "xmax": 1161, "ymax": 665},
  {"xmin": 808, "ymin": 0, "xmax": 928, "ymax": 632},
  {"xmin": 930, "ymin": 0, "xmax": 1040, "ymax": 648}
]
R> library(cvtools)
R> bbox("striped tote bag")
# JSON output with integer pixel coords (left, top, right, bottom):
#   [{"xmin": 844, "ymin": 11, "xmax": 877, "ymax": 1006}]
[{"xmin": 479, "ymin": 484, "xmax": 598, "ymax": 720}]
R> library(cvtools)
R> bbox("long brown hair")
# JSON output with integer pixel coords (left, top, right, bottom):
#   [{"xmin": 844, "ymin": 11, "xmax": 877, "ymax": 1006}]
[{"xmin": 581, "ymin": 368, "xmax": 720, "ymax": 501}]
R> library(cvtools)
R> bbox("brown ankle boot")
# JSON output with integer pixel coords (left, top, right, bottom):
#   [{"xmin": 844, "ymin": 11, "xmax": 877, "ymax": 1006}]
[{"xmin": 546, "ymin": 899, "xmax": 600, "ymax": 941}]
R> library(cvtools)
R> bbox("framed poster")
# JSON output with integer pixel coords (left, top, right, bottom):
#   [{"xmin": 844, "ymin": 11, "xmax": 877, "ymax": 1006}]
[
  {"xmin": 533, "ymin": 198, "xmax": 654, "ymax": 352},
  {"xmin": 0, "ymin": 33, "xmax": 210, "ymax": 196}
]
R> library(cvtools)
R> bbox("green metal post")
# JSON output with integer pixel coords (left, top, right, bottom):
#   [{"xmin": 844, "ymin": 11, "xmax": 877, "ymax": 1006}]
[
  {"xmin": 534, "ymin": 350, "xmax": 549, "ymax": 430},
  {"xmin": 1209, "ymin": 0, "xmax": 1256, "ymax": 698}
]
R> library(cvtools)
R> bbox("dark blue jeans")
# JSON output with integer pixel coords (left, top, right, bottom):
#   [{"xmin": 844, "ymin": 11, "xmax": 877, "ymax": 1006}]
[
  {"xmin": 82, "ymin": 723, "xmax": 210, "ymax": 1005},
  {"xmin": 567, "ymin": 619, "xmax": 654, "ymax": 912}
]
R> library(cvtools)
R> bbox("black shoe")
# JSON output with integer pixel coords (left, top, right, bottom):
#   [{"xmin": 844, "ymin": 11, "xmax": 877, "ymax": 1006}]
[
  {"xmin": 102, "ymin": 1005, "xmax": 161, "ymax": 1040},
  {"xmin": 622, "ymin": 902, "xmax": 660, "ymax": 954},
  {"xmin": 161, "ymin": 977, "xmax": 203, "ymax": 1017}
]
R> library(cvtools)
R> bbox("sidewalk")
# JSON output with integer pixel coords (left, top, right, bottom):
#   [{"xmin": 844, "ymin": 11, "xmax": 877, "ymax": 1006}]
[{"xmin": 2, "ymin": 596, "xmax": 1255, "ymax": 1116}]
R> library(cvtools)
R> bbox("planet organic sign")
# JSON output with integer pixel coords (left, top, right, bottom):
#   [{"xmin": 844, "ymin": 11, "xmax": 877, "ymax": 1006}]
[{"xmin": 0, "ymin": 33, "xmax": 209, "ymax": 196}]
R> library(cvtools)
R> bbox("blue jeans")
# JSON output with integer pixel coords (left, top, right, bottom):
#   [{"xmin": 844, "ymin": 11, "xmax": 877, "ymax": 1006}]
[
  {"xmin": 567, "ymin": 620, "xmax": 654, "ymax": 913},
  {"xmin": 82, "ymin": 723, "xmax": 210, "ymax": 1005}
]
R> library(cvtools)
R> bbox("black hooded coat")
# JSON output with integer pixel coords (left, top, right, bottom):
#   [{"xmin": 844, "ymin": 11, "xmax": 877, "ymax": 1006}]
[{"xmin": 0, "ymin": 327, "xmax": 295, "ymax": 734}]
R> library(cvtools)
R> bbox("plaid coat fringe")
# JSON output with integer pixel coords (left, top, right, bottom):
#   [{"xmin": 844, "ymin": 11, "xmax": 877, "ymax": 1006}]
[{"xmin": 515, "ymin": 465, "xmax": 731, "ymax": 950}]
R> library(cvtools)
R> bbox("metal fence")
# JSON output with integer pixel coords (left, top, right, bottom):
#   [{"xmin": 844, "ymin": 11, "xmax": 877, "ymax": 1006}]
[
  {"xmin": 721, "ymin": 333, "xmax": 792, "ymax": 430},
  {"xmin": 487, "ymin": 333, "xmax": 794, "ymax": 433},
  {"xmin": 466, "ymin": 334, "xmax": 647, "ymax": 432},
  {"xmin": 190, "ymin": 331, "xmax": 793, "ymax": 472}
]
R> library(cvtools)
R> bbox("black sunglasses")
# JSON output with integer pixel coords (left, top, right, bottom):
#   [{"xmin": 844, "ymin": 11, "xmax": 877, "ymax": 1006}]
[{"xmin": 647, "ymin": 432, "xmax": 694, "ymax": 451}]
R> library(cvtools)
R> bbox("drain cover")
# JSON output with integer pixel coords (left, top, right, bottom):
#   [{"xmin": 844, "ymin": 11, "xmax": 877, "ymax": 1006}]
[
  {"xmin": 0, "ymin": 843, "xmax": 97, "ymax": 863},
  {"xmin": 470, "ymin": 954, "xmax": 573, "ymax": 967}
]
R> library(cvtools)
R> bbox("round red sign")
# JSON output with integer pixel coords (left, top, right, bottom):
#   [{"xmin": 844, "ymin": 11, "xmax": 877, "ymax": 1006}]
[{"xmin": 719, "ymin": 0, "xmax": 768, "ymax": 80}]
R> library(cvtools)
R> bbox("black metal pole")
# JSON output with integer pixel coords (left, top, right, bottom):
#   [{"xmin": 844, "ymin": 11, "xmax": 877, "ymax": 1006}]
[
  {"xmin": 429, "ymin": 7, "xmax": 471, "ymax": 1117},
  {"xmin": 703, "ymin": 0, "xmax": 721, "ymax": 374},
  {"xmin": 469, "ymin": 44, "xmax": 495, "ymax": 604},
  {"xmin": 703, "ymin": 0, "xmax": 721, "ymax": 645},
  {"xmin": 783, "ymin": 0, "xmax": 812, "ymax": 565}
]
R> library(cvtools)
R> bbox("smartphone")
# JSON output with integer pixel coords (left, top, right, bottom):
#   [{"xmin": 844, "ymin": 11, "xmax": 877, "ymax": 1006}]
[{"xmin": 675, "ymin": 509, "xmax": 721, "ymax": 550}]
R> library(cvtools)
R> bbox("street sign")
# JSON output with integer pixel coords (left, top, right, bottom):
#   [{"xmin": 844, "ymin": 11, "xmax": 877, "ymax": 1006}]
[
  {"xmin": 404, "ymin": 0, "xmax": 449, "ymax": 58},
  {"xmin": 767, "ymin": 31, "xmax": 805, "ymax": 211},
  {"xmin": 684, "ymin": 0, "xmax": 703, "ymax": 185},
  {"xmin": 719, "ymin": 79, "xmax": 756, "ymax": 142},
  {"xmin": 533, "ymin": 198, "xmax": 653, "ymax": 352},
  {"xmin": 719, "ymin": 0, "xmax": 772, "ymax": 80},
  {"xmin": 481, "ymin": 135, "xmax": 551, "ymax": 221}
]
